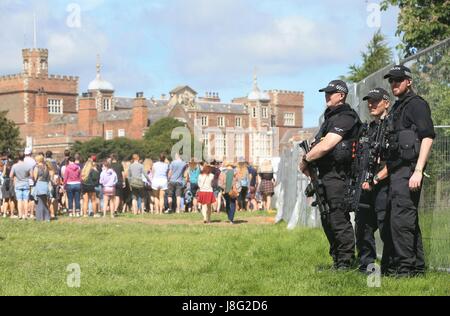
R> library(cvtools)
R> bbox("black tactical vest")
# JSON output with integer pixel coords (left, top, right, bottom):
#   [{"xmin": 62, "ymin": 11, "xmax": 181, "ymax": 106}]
[
  {"xmin": 314, "ymin": 104, "xmax": 362, "ymax": 171},
  {"xmin": 385, "ymin": 93, "xmax": 422, "ymax": 163}
]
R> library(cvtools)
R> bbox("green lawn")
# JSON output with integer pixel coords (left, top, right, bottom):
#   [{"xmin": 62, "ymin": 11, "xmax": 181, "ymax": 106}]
[{"xmin": 0, "ymin": 211, "xmax": 448, "ymax": 296}]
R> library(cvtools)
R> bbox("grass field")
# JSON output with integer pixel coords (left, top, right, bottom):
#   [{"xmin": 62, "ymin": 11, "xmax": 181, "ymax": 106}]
[{"xmin": 0, "ymin": 211, "xmax": 448, "ymax": 296}]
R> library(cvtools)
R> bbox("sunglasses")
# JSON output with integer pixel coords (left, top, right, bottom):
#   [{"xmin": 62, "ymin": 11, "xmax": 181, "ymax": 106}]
[{"xmin": 388, "ymin": 77, "xmax": 406, "ymax": 84}]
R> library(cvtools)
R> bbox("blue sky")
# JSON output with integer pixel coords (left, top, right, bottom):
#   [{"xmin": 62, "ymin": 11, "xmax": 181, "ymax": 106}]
[{"xmin": 0, "ymin": 0, "xmax": 400, "ymax": 127}]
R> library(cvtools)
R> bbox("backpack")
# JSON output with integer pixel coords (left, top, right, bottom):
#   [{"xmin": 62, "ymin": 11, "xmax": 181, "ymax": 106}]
[
  {"xmin": 87, "ymin": 169, "xmax": 100, "ymax": 186},
  {"xmin": 130, "ymin": 177, "xmax": 144, "ymax": 189}
]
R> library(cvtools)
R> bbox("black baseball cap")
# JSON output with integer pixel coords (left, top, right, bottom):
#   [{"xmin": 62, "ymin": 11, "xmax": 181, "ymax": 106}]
[
  {"xmin": 319, "ymin": 80, "xmax": 349, "ymax": 94},
  {"xmin": 383, "ymin": 65, "xmax": 412, "ymax": 79},
  {"xmin": 362, "ymin": 88, "xmax": 390, "ymax": 101}
]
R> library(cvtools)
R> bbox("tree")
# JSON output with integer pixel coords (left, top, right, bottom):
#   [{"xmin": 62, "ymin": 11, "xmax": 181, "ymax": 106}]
[
  {"xmin": 381, "ymin": 0, "xmax": 450, "ymax": 57},
  {"xmin": 0, "ymin": 111, "xmax": 22, "ymax": 154},
  {"xmin": 71, "ymin": 117, "xmax": 204, "ymax": 162},
  {"xmin": 144, "ymin": 117, "xmax": 201, "ymax": 160},
  {"xmin": 345, "ymin": 30, "xmax": 393, "ymax": 82},
  {"xmin": 71, "ymin": 137, "xmax": 146, "ymax": 161}
]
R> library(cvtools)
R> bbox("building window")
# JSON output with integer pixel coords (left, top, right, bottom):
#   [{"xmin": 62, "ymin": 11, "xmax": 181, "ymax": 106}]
[
  {"xmin": 215, "ymin": 133, "xmax": 226, "ymax": 159},
  {"xmin": 48, "ymin": 99, "xmax": 63, "ymax": 114},
  {"xmin": 235, "ymin": 133, "xmax": 244, "ymax": 158},
  {"xmin": 235, "ymin": 117, "xmax": 242, "ymax": 128},
  {"xmin": 203, "ymin": 133, "xmax": 210, "ymax": 159},
  {"xmin": 217, "ymin": 116, "xmax": 225, "ymax": 128},
  {"xmin": 284, "ymin": 113, "xmax": 295, "ymax": 126},
  {"xmin": 105, "ymin": 130, "xmax": 113, "ymax": 140},
  {"xmin": 201, "ymin": 116, "xmax": 208, "ymax": 127},
  {"xmin": 261, "ymin": 107, "xmax": 268, "ymax": 119},
  {"xmin": 103, "ymin": 98, "xmax": 112, "ymax": 111},
  {"xmin": 252, "ymin": 132, "xmax": 271, "ymax": 161},
  {"xmin": 252, "ymin": 107, "xmax": 257, "ymax": 118},
  {"xmin": 118, "ymin": 129, "xmax": 126, "ymax": 137}
]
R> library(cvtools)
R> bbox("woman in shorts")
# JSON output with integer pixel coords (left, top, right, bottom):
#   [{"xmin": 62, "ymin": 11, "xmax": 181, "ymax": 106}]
[
  {"xmin": 99, "ymin": 161, "xmax": 118, "ymax": 218},
  {"xmin": 151, "ymin": 154, "xmax": 169, "ymax": 214}
]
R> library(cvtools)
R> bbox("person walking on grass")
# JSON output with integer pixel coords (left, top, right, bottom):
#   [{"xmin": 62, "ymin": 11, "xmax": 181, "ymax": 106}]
[
  {"xmin": 128, "ymin": 154, "xmax": 149, "ymax": 215},
  {"xmin": 247, "ymin": 162, "xmax": 258, "ymax": 212},
  {"xmin": 258, "ymin": 160, "xmax": 275, "ymax": 212},
  {"xmin": 210, "ymin": 160, "xmax": 223, "ymax": 213},
  {"xmin": 10, "ymin": 152, "xmax": 31, "ymax": 220},
  {"xmin": 99, "ymin": 161, "xmax": 118, "ymax": 218},
  {"xmin": 186, "ymin": 159, "xmax": 201, "ymax": 213},
  {"xmin": 151, "ymin": 154, "xmax": 169, "ymax": 214},
  {"xmin": 1, "ymin": 157, "xmax": 15, "ymax": 218},
  {"xmin": 64, "ymin": 156, "xmax": 82, "ymax": 217},
  {"xmin": 236, "ymin": 160, "xmax": 250, "ymax": 212},
  {"xmin": 167, "ymin": 153, "xmax": 187, "ymax": 214},
  {"xmin": 197, "ymin": 164, "xmax": 216, "ymax": 224},
  {"xmin": 81, "ymin": 160, "xmax": 100, "ymax": 217},
  {"xmin": 220, "ymin": 162, "xmax": 238, "ymax": 224},
  {"xmin": 32, "ymin": 155, "xmax": 53, "ymax": 222},
  {"xmin": 111, "ymin": 154, "xmax": 125, "ymax": 216},
  {"xmin": 143, "ymin": 158, "xmax": 154, "ymax": 214},
  {"xmin": 24, "ymin": 148, "xmax": 36, "ymax": 219}
]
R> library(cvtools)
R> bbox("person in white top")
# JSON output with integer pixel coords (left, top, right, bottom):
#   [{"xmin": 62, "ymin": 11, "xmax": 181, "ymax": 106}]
[
  {"xmin": 151, "ymin": 153, "xmax": 169, "ymax": 214},
  {"xmin": 197, "ymin": 164, "xmax": 216, "ymax": 224}
]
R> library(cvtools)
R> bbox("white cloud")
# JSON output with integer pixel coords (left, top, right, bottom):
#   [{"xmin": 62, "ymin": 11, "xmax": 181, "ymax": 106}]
[{"xmin": 154, "ymin": 0, "xmax": 361, "ymax": 86}]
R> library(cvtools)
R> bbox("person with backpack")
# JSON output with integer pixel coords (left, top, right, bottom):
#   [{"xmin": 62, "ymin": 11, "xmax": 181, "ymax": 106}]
[
  {"xmin": 81, "ymin": 159, "xmax": 100, "ymax": 217},
  {"xmin": 32, "ymin": 154, "xmax": 53, "ymax": 222},
  {"xmin": 127, "ymin": 154, "xmax": 149, "ymax": 215},
  {"xmin": 236, "ymin": 161, "xmax": 250, "ymax": 212},
  {"xmin": 45, "ymin": 151, "xmax": 60, "ymax": 219},
  {"xmin": 219, "ymin": 161, "xmax": 238, "ymax": 224},
  {"xmin": 300, "ymin": 80, "xmax": 362, "ymax": 271}
]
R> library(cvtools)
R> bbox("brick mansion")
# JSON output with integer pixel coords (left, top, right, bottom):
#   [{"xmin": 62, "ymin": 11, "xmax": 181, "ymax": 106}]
[{"xmin": 0, "ymin": 47, "xmax": 304, "ymax": 163}]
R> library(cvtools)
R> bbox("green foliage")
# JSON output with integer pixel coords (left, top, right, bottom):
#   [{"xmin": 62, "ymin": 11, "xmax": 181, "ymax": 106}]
[
  {"xmin": 71, "ymin": 137, "xmax": 146, "ymax": 161},
  {"xmin": 345, "ymin": 30, "xmax": 393, "ymax": 83},
  {"xmin": 143, "ymin": 117, "xmax": 186, "ymax": 159},
  {"xmin": 144, "ymin": 117, "xmax": 202, "ymax": 160},
  {"xmin": 409, "ymin": 47, "xmax": 450, "ymax": 203},
  {"xmin": 412, "ymin": 52, "xmax": 450, "ymax": 127},
  {"xmin": 0, "ymin": 111, "xmax": 22, "ymax": 154},
  {"xmin": 71, "ymin": 118, "xmax": 203, "ymax": 161},
  {"xmin": 381, "ymin": 0, "xmax": 450, "ymax": 57}
]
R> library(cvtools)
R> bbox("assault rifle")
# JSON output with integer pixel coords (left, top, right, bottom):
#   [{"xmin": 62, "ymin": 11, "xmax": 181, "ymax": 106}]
[
  {"xmin": 299, "ymin": 140, "xmax": 330, "ymax": 220},
  {"xmin": 346, "ymin": 119, "xmax": 388, "ymax": 213}
]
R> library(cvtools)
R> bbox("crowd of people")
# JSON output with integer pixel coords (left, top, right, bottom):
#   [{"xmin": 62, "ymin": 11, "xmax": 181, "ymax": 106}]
[{"xmin": 0, "ymin": 149, "xmax": 276, "ymax": 224}]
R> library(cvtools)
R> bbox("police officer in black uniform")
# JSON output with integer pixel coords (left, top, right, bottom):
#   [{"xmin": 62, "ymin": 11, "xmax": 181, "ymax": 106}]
[
  {"xmin": 356, "ymin": 88, "xmax": 393, "ymax": 274},
  {"xmin": 383, "ymin": 65, "xmax": 435, "ymax": 277},
  {"xmin": 300, "ymin": 80, "xmax": 361, "ymax": 270}
]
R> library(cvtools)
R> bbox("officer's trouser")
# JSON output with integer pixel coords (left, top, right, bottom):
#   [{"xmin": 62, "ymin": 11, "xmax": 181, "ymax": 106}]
[
  {"xmin": 387, "ymin": 164, "xmax": 425, "ymax": 275},
  {"xmin": 355, "ymin": 182, "xmax": 393, "ymax": 272},
  {"xmin": 321, "ymin": 170, "xmax": 355, "ymax": 268}
]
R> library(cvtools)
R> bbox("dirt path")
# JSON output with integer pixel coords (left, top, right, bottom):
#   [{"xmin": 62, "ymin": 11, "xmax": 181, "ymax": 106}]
[{"xmin": 55, "ymin": 215, "xmax": 275, "ymax": 226}]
